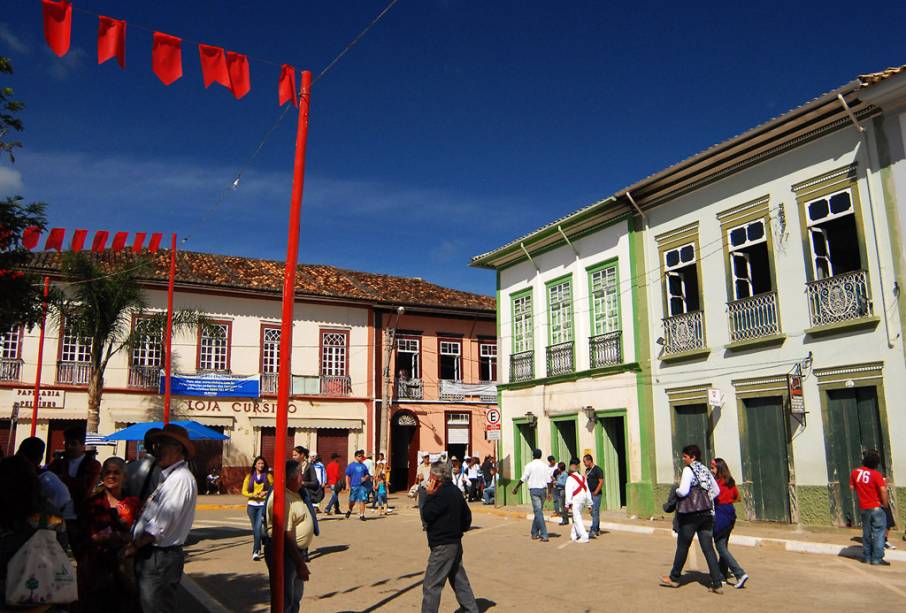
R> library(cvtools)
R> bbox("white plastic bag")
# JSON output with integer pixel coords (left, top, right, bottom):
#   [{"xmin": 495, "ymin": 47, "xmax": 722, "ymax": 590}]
[{"xmin": 5, "ymin": 529, "xmax": 77, "ymax": 606}]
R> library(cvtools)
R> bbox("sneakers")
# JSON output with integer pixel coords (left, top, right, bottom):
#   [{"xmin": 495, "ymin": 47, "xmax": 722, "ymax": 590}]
[
  {"xmin": 252, "ymin": 552, "xmax": 261, "ymax": 561},
  {"xmin": 345, "ymin": 510, "xmax": 352, "ymax": 519},
  {"xmin": 886, "ymin": 541, "xmax": 897, "ymax": 550},
  {"xmin": 359, "ymin": 515, "xmax": 366, "ymax": 521},
  {"xmin": 735, "ymin": 574, "xmax": 749, "ymax": 589},
  {"xmin": 539, "ymin": 537, "xmax": 549, "ymax": 542},
  {"xmin": 659, "ymin": 576, "xmax": 680, "ymax": 588},
  {"xmin": 871, "ymin": 560, "xmax": 891, "ymax": 566}
]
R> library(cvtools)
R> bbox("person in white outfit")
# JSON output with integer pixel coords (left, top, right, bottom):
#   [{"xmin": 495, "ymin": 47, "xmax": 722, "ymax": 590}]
[{"xmin": 564, "ymin": 458, "xmax": 590, "ymax": 543}]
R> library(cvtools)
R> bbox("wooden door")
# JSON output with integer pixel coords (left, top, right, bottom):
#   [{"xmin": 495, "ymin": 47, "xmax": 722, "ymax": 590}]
[
  {"xmin": 316, "ymin": 429, "xmax": 349, "ymax": 476},
  {"xmin": 0, "ymin": 419, "xmax": 11, "ymax": 457},
  {"xmin": 192, "ymin": 426, "xmax": 225, "ymax": 491},
  {"xmin": 671, "ymin": 404, "xmax": 712, "ymax": 477},
  {"xmin": 515, "ymin": 422, "xmax": 536, "ymax": 505},
  {"xmin": 740, "ymin": 396, "xmax": 790, "ymax": 522},
  {"xmin": 825, "ymin": 387, "xmax": 885, "ymax": 526},
  {"xmin": 600, "ymin": 416, "xmax": 628, "ymax": 510},
  {"xmin": 259, "ymin": 427, "xmax": 295, "ymax": 469},
  {"xmin": 553, "ymin": 419, "xmax": 577, "ymax": 464}
]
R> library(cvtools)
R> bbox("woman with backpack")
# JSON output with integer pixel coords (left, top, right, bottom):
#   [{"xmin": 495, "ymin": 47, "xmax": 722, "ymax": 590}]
[
  {"xmin": 660, "ymin": 444, "xmax": 724, "ymax": 594},
  {"xmin": 711, "ymin": 458, "xmax": 749, "ymax": 588}
]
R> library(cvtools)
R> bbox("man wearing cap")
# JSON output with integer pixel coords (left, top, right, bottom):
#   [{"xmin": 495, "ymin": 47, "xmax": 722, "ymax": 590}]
[{"xmin": 124, "ymin": 424, "xmax": 198, "ymax": 612}]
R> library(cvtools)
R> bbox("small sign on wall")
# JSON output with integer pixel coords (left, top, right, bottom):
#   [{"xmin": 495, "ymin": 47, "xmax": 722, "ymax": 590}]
[
  {"xmin": 788, "ymin": 374, "xmax": 805, "ymax": 413},
  {"xmin": 707, "ymin": 388, "xmax": 722, "ymax": 408}
]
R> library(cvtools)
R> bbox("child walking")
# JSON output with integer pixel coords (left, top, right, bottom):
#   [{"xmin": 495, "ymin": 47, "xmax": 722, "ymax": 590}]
[{"xmin": 374, "ymin": 471, "xmax": 388, "ymax": 515}]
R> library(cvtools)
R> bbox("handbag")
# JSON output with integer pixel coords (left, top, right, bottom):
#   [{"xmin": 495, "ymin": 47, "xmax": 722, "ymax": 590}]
[
  {"xmin": 676, "ymin": 471, "xmax": 713, "ymax": 514},
  {"xmin": 5, "ymin": 521, "xmax": 78, "ymax": 606}
]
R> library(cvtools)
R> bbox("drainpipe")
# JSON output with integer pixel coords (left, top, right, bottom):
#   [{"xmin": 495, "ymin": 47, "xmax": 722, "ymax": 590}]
[{"xmin": 838, "ymin": 94, "xmax": 895, "ymax": 348}]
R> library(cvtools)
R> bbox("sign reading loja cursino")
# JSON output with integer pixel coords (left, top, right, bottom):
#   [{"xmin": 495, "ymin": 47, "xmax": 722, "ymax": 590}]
[{"xmin": 178, "ymin": 399, "xmax": 299, "ymax": 414}]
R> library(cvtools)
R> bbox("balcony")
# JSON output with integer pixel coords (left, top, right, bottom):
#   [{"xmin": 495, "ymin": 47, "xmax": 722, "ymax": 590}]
[
  {"xmin": 728, "ymin": 291, "xmax": 780, "ymax": 343},
  {"xmin": 56, "ymin": 361, "xmax": 92, "ymax": 385},
  {"xmin": 546, "ymin": 341, "xmax": 574, "ymax": 376},
  {"xmin": 289, "ymin": 374, "xmax": 353, "ymax": 397},
  {"xmin": 128, "ymin": 365, "xmax": 161, "ymax": 390},
  {"xmin": 261, "ymin": 372, "xmax": 278, "ymax": 395},
  {"xmin": 0, "ymin": 358, "xmax": 22, "ymax": 382},
  {"xmin": 662, "ymin": 311, "xmax": 705, "ymax": 356},
  {"xmin": 589, "ymin": 331, "xmax": 622, "ymax": 368},
  {"xmin": 395, "ymin": 377, "xmax": 424, "ymax": 400},
  {"xmin": 438, "ymin": 380, "xmax": 498, "ymax": 402},
  {"xmin": 509, "ymin": 351, "xmax": 534, "ymax": 383},
  {"xmin": 806, "ymin": 270, "xmax": 872, "ymax": 328}
]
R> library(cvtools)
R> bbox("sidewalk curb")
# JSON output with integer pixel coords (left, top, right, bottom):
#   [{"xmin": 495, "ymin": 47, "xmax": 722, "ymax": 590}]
[
  {"xmin": 182, "ymin": 575, "xmax": 231, "ymax": 613},
  {"xmin": 471, "ymin": 505, "xmax": 906, "ymax": 562}
]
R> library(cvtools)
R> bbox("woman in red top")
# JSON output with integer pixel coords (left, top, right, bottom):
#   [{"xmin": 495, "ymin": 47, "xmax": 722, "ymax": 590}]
[
  {"xmin": 78, "ymin": 456, "xmax": 142, "ymax": 611},
  {"xmin": 710, "ymin": 458, "xmax": 749, "ymax": 589}
]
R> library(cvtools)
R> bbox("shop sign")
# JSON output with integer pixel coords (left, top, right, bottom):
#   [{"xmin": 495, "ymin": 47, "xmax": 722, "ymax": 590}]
[
  {"xmin": 163, "ymin": 373, "xmax": 260, "ymax": 398},
  {"xmin": 788, "ymin": 375, "xmax": 805, "ymax": 414},
  {"xmin": 177, "ymin": 399, "xmax": 300, "ymax": 414},
  {"xmin": 14, "ymin": 388, "xmax": 65, "ymax": 409}
]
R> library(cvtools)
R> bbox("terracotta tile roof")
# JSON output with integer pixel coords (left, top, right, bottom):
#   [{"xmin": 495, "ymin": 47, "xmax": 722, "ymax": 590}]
[
  {"xmin": 23, "ymin": 250, "xmax": 495, "ymax": 314},
  {"xmin": 859, "ymin": 64, "xmax": 906, "ymax": 86}
]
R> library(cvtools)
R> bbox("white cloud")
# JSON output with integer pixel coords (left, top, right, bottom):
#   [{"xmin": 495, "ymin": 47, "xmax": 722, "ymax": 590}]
[
  {"xmin": 0, "ymin": 165, "xmax": 24, "ymax": 193},
  {"xmin": 47, "ymin": 46, "xmax": 87, "ymax": 81},
  {"xmin": 0, "ymin": 23, "xmax": 29, "ymax": 54}
]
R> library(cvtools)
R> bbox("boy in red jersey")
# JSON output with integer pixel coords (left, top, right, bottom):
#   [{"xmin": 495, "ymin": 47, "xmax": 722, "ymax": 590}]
[{"xmin": 850, "ymin": 449, "xmax": 890, "ymax": 566}]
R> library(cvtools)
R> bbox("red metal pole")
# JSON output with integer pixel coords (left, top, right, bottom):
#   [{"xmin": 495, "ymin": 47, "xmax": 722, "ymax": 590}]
[
  {"xmin": 163, "ymin": 234, "xmax": 176, "ymax": 426},
  {"xmin": 30, "ymin": 276, "xmax": 50, "ymax": 437},
  {"xmin": 272, "ymin": 70, "xmax": 312, "ymax": 613}
]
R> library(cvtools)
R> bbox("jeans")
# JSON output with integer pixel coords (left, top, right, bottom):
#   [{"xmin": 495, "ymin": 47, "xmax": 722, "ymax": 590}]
[
  {"xmin": 136, "ymin": 547, "xmax": 184, "ymax": 613},
  {"xmin": 482, "ymin": 486, "xmax": 495, "ymax": 505},
  {"xmin": 714, "ymin": 534, "xmax": 746, "ymax": 579},
  {"xmin": 468, "ymin": 478, "xmax": 482, "ymax": 501},
  {"xmin": 421, "ymin": 543, "xmax": 478, "ymax": 613},
  {"xmin": 670, "ymin": 512, "xmax": 723, "ymax": 588},
  {"xmin": 529, "ymin": 488, "xmax": 548, "ymax": 539},
  {"xmin": 590, "ymin": 493, "xmax": 602, "ymax": 534},
  {"xmin": 556, "ymin": 488, "xmax": 568, "ymax": 524},
  {"xmin": 264, "ymin": 543, "xmax": 305, "ymax": 613},
  {"xmin": 325, "ymin": 485, "xmax": 341, "ymax": 514},
  {"xmin": 553, "ymin": 487, "xmax": 562, "ymax": 515},
  {"xmin": 418, "ymin": 486, "xmax": 428, "ymax": 528},
  {"xmin": 247, "ymin": 504, "xmax": 265, "ymax": 554},
  {"xmin": 862, "ymin": 507, "xmax": 887, "ymax": 563}
]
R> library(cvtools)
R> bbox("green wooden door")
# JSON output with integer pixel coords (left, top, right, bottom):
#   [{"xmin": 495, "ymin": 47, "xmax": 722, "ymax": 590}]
[
  {"xmin": 553, "ymin": 418, "xmax": 578, "ymax": 464},
  {"xmin": 824, "ymin": 387, "xmax": 884, "ymax": 526},
  {"xmin": 672, "ymin": 404, "xmax": 712, "ymax": 478},
  {"xmin": 600, "ymin": 415, "xmax": 627, "ymax": 510},
  {"xmin": 741, "ymin": 396, "xmax": 790, "ymax": 522},
  {"xmin": 516, "ymin": 422, "xmax": 537, "ymax": 505}
]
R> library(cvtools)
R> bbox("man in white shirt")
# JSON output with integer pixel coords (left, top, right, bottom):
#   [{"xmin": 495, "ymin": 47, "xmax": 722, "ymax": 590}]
[
  {"xmin": 125, "ymin": 424, "xmax": 198, "ymax": 613},
  {"xmin": 564, "ymin": 458, "xmax": 590, "ymax": 543},
  {"xmin": 512, "ymin": 449, "xmax": 553, "ymax": 542}
]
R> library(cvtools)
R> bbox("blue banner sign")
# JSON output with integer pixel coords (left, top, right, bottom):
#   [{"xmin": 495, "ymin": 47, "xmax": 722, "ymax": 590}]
[{"xmin": 163, "ymin": 373, "xmax": 260, "ymax": 398}]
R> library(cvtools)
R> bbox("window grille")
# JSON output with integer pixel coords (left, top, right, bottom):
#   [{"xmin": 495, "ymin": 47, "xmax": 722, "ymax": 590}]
[
  {"xmin": 0, "ymin": 327, "xmax": 20, "ymax": 359},
  {"xmin": 61, "ymin": 323, "xmax": 92, "ymax": 363},
  {"xmin": 590, "ymin": 265, "xmax": 620, "ymax": 335},
  {"xmin": 548, "ymin": 280, "xmax": 573, "ymax": 345},
  {"xmin": 321, "ymin": 331, "xmax": 348, "ymax": 376},
  {"xmin": 262, "ymin": 327, "xmax": 280, "ymax": 374},
  {"xmin": 512, "ymin": 294, "xmax": 533, "ymax": 354},
  {"xmin": 131, "ymin": 319, "xmax": 162, "ymax": 368},
  {"xmin": 199, "ymin": 323, "xmax": 229, "ymax": 371}
]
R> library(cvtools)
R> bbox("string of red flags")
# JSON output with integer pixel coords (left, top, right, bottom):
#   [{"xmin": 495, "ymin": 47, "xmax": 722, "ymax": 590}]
[
  {"xmin": 19, "ymin": 227, "xmax": 166, "ymax": 254},
  {"xmin": 40, "ymin": 0, "xmax": 300, "ymax": 107}
]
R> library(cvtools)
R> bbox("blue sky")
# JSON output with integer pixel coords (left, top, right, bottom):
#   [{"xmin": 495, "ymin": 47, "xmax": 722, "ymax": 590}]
[{"xmin": 2, "ymin": 1, "xmax": 905, "ymax": 296}]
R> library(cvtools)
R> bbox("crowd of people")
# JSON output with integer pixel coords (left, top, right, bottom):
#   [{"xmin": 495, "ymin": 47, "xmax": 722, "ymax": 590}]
[{"xmin": 0, "ymin": 423, "xmax": 198, "ymax": 612}]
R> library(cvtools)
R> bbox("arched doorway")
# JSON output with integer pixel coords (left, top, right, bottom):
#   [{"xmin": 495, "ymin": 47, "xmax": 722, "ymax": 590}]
[{"xmin": 391, "ymin": 410, "xmax": 419, "ymax": 492}]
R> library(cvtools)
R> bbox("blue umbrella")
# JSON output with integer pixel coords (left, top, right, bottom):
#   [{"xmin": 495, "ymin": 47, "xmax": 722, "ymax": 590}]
[{"xmin": 103, "ymin": 420, "xmax": 230, "ymax": 441}]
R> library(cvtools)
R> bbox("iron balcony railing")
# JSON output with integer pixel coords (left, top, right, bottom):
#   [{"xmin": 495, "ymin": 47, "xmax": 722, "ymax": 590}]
[
  {"xmin": 0, "ymin": 357, "xmax": 22, "ymax": 382},
  {"xmin": 509, "ymin": 350, "xmax": 534, "ymax": 383},
  {"xmin": 320, "ymin": 375, "xmax": 352, "ymax": 397},
  {"xmin": 662, "ymin": 311, "xmax": 705, "ymax": 355},
  {"xmin": 128, "ymin": 365, "xmax": 161, "ymax": 390},
  {"xmin": 806, "ymin": 270, "xmax": 872, "ymax": 327},
  {"xmin": 56, "ymin": 361, "xmax": 92, "ymax": 385},
  {"xmin": 275, "ymin": 374, "xmax": 352, "ymax": 396},
  {"xmin": 589, "ymin": 331, "xmax": 622, "ymax": 368},
  {"xmin": 546, "ymin": 341, "xmax": 574, "ymax": 376},
  {"xmin": 261, "ymin": 372, "xmax": 279, "ymax": 395},
  {"xmin": 439, "ymin": 380, "xmax": 465, "ymax": 401},
  {"xmin": 727, "ymin": 291, "xmax": 780, "ymax": 342},
  {"xmin": 395, "ymin": 377, "xmax": 424, "ymax": 400}
]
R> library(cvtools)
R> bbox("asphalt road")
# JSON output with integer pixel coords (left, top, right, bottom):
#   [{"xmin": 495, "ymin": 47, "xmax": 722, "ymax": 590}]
[{"xmin": 183, "ymin": 496, "xmax": 906, "ymax": 612}]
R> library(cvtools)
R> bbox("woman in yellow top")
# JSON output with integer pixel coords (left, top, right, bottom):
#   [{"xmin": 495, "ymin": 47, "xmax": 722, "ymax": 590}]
[{"xmin": 242, "ymin": 456, "xmax": 273, "ymax": 561}]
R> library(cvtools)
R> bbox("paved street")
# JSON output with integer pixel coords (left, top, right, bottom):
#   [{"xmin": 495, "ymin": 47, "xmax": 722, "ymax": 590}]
[{"xmin": 183, "ymin": 495, "xmax": 906, "ymax": 612}]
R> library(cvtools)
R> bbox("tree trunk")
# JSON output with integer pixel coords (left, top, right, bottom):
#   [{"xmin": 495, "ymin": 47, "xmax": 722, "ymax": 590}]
[{"xmin": 86, "ymin": 362, "xmax": 104, "ymax": 434}]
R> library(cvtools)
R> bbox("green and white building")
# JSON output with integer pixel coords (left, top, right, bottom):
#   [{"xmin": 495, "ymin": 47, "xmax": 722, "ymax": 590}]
[{"xmin": 472, "ymin": 63, "xmax": 906, "ymax": 526}]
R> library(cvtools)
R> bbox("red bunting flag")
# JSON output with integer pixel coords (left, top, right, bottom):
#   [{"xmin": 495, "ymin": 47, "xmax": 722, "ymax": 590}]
[
  {"xmin": 97, "ymin": 16, "xmax": 126, "ymax": 69},
  {"xmin": 45, "ymin": 228, "xmax": 65, "ymax": 252},
  {"xmin": 278, "ymin": 65, "xmax": 298, "ymax": 107},
  {"xmin": 71, "ymin": 229, "xmax": 88, "ymax": 251},
  {"xmin": 199, "ymin": 44, "xmax": 230, "ymax": 89},
  {"xmin": 111, "ymin": 231, "xmax": 128, "ymax": 252},
  {"xmin": 148, "ymin": 233, "xmax": 163, "ymax": 253},
  {"xmin": 91, "ymin": 230, "xmax": 109, "ymax": 252},
  {"xmin": 22, "ymin": 226, "xmax": 41, "ymax": 250},
  {"xmin": 226, "ymin": 52, "xmax": 250, "ymax": 99},
  {"xmin": 42, "ymin": 0, "xmax": 71, "ymax": 57},
  {"xmin": 132, "ymin": 232, "xmax": 147, "ymax": 253},
  {"xmin": 152, "ymin": 33, "xmax": 183, "ymax": 85}
]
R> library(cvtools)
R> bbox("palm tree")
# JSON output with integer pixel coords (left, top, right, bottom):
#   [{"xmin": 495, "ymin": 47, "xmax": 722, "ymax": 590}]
[{"xmin": 56, "ymin": 251, "xmax": 207, "ymax": 434}]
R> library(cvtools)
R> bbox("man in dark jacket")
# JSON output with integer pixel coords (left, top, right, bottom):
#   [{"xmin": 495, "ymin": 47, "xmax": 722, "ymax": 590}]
[
  {"xmin": 420, "ymin": 461, "xmax": 479, "ymax": 613},
  {"xmin": 125, "ymin": 427, "xmax": 163, "ymax": 502}
]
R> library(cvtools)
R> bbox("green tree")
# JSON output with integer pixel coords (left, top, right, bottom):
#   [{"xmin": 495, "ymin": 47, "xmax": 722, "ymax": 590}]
[
  {"xmin": 57, "ymin": 252, "xmax": 208, "ymax": 433},
  {"xmin": 1, "ymin": 57, "xmax": 50, "ymax": 330}
]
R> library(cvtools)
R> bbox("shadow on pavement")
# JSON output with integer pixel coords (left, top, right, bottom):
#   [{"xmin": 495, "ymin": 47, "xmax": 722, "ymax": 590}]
[
  {"xmin": 838, "ymin": 545, "xmax": 868, "ymax": 560},
  {"xmin": 192, "ymin": 572, "xmax": 269, "ymax": 608},
  {"xmin": 309, "ymin": 544, "xmax": 350, "ymax": 560},
  {"xmin": 186, "ymin": 526, "xmax": 251, "ymax": 546}
]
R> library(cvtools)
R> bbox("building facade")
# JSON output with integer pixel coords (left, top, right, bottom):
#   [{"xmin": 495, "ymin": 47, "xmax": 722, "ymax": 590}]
[
  {"xmin": 0, "ymin": 251, "xmax": 495, "ymax": 493},
  {"xmin": 473, "ymin": 64, "xmax": 906, "ymax": 526}
]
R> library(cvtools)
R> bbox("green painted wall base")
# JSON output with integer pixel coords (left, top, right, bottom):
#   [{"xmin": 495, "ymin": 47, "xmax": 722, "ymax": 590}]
[
  {"xmin": 896, "ymin": 487, "xmax": 906, "ymax": 530},
  {"xmin": 627, "ymin": 481, "xmax": 656, "ymax": 517},
  {"xmin": 796, "ymin": 486, "xmax": 835, "ymax": 526}
]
